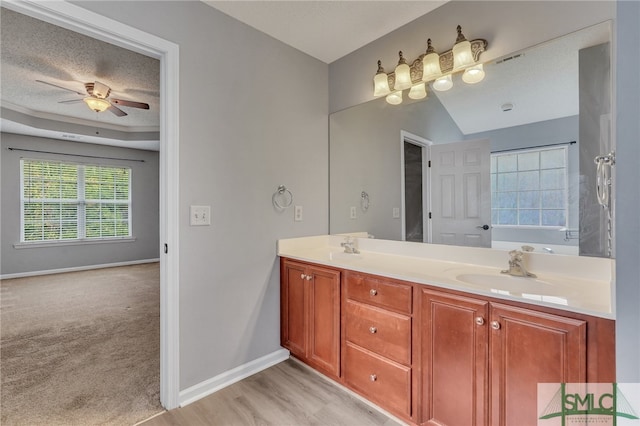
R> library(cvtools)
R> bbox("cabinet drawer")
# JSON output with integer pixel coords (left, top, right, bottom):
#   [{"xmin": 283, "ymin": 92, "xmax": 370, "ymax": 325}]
[
  {"xmin": 345, "ymin": 273, "xmax": 412, "ymax": 314},
  {"xmin": 344, "ymin": 342, "xmax": 411, "ymax": 418},
  {"xmin": 345, "ymin": 300, "xmax": 411, "ymax": 365}
]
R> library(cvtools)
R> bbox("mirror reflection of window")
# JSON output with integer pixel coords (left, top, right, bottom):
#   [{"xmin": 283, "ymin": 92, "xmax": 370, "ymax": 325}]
[{"xmin": 491, "ymin": 146, "xmax": 568, "ymax": 228}]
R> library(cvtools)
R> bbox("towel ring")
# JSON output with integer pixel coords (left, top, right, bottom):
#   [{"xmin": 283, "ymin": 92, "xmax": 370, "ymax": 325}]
[
  {"xmin": 361, "ymin": 191, "xmax": 370, "ymax": 212},
  {"xmin": 273, "ymin": 185, "xmax": 293, "ymax": 210}
]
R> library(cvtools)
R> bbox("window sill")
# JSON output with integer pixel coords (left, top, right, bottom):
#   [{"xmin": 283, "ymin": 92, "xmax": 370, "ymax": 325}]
[{"xmin": 14, "ymin": 237, "xmax": 137, "ymax": 249}]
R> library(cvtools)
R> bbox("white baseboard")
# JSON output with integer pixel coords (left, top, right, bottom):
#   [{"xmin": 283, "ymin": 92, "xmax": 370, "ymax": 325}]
[
  {"xmin": 179, "ymin": 348, "xmax": 290, "ymax": 408},
  {"xmin": 0, "ymin": 258, "xmax": 160, "ymax": 280}
]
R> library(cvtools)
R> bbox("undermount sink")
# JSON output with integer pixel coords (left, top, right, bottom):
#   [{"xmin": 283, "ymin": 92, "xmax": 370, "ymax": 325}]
[{"xmin": 455, "ymin": 273, "xmax": 554, "ymax": 294}]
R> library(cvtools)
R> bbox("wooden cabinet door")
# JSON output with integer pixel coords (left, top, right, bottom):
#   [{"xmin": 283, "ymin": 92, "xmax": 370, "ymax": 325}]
[
  {"xmin": 308, "ymin": 266, "xmax": 341, "ymax": 377},
  {"xmin": 281, "ymin": 261, "xmax": 307, "ymax": 358},
  {"xmin": 489, "ymin": 303, "xmax": 587, "ymax": 426},
  {"xmin": 421, "ymin": 289, "xmax": 489, "ymax": 426}
]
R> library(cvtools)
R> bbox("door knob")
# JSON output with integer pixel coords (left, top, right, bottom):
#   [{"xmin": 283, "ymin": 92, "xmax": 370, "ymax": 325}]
[{"xmin": 476, "ymin": 224, "xmax": 490, "ymax": 230}]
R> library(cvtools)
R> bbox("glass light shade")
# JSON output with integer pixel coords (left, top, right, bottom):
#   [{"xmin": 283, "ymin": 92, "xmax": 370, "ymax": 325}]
[
  {"xmin": 385, "ymin": 91, "xmax": 403, "ymax": 105},
  {"xmin": 373, "ymin": 72, "xmax": 391, "ymax": 97},
  {"xmin": 452, "ymin": 26, "xmax": 475, "ymax": 72},
  {"xmin": 421, "ymin": 52, "xmax": 441, "ymax": 82},
  {"xmin": 462, "ymin": 64, "xmax": 485, "ymax": 84},
  {"xmin": 83, "ymin": 97, "xmax": 110, "ymax": 112},
  {"xmin": 373, "ymin": 60, "xmax": 391, "ymax": 97},
  {"xmin": 394, "ymin": 51, "xmax": 412, "ymax": 91},
  {"xmin": 432, "ymin": 74, "xmax": 453, "ymax": 92},
  {"xmin": 408, "ymin": 83, "xmax": 427, "ymax": 100}
]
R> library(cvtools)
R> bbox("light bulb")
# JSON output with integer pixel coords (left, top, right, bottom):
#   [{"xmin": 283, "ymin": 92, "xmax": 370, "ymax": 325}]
[
  {"xmin": 432, "ymin": 75, "xmax": 453, "ymax": 92},
  {"xmin": 462, "ymin": 64, "xmax": 485, "ymax": 84},
  {"xmin": 408, "ymin": 83, "xmax": 427, "ymax": 100},
  {"xmin": 386, "ymin": 91, "xmax": 403, "ymax": 105},
  {"xmin": 394, "ymin": 51, "xmax": 412, "ymax": 91},
  {"xmin": 373, "ymin": 60, "xmax": 391, "ymax": 97}
]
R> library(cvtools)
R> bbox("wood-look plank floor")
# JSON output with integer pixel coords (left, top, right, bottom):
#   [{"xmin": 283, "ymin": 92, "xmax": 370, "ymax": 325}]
[{"xmin": 142, "ymin": 358, "xmax": 403, "ymax": 426}]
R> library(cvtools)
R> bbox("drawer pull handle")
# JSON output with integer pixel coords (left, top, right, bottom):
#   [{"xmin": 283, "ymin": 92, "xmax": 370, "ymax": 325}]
[
  {"xmin": 369, "ymin": 326, "xmax": 377, "ymax": 334},
  {"xmin": 475, "ymin": 316, "xmax": 485, "ymax": 326},
  {"xmin": 370, "ymin": 374, "xmax": 377, "ymax": 382},
  {"xmin": 491, "ymin": 320, "xmax": 501, "ymax": 330},
  {"xmin": 369, "ymin": 289, "xmax": 378, "ymax": 296}
]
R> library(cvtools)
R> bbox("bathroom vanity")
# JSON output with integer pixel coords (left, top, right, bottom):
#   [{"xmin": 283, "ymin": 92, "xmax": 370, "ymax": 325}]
[{"xmin": 278, "ymin": 235, "xmax": 615, "ymax": 425}]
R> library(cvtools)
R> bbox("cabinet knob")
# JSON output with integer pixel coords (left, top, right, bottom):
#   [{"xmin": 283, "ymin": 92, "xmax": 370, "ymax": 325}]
[
  {"xmin": 300, "ymin": 273, "xmax": 306, "ymax": 279},
  {"xmin": 369, "ymin": 326, "xmax": 377, "ymax": 334},
  {"xmin": 491, "ymin": 320, "xmax": 501, "ymax": 330},
  {"xmin": 305, "ymin": 275, "xmax": 312, "ymax": 281},
  {"xmin": 370, "ymin": 374, "xmax": 377, "ymax": 382},
  {"xmin": 369, "ymin": 289, "xmax": 378, "ymax": 296},
  {"xmin": 475, "ymin": 316, "xmax": 485, "ymax": 326}
]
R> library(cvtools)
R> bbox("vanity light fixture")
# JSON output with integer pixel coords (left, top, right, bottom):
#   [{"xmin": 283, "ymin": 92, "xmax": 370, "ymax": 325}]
[
  {"xmin": 83, "ymin": 97, "xmax": 110, "ymax": 112},
  {"xmin": 373, "ymin": 25, "xmax": 487, "ymax": 104}
]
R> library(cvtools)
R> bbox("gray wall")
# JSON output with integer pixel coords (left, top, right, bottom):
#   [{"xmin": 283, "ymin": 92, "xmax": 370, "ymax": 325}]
[
  {"xmin": 615, "ymin": 0, "xmax": 640, "ymax": 382},
  {"xmin": 1, "ymin": 133, "xmax": 159, "ymax": 275},
  {"xmin": 74, "ymin": 1, "xmax": 329, "ymax": 390},
  {"xmin": 466, "ymin": 116, "xmax": 580, "ymax": 247}
]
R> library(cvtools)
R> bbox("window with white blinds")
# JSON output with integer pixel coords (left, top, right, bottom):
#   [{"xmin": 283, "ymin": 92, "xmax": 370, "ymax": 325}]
[{"xmin": 20, "ymin": 159, "xmax": 131, "ymax": 242}]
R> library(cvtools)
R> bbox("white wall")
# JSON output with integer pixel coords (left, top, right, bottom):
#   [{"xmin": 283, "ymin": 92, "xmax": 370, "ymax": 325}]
[
  {"xmin": 73, "ymin": 1, "xmax": 329, "ymax": 390},
  {"xmin": 1, "ymin": 133, "xmax": 160, "ymax": 275}
]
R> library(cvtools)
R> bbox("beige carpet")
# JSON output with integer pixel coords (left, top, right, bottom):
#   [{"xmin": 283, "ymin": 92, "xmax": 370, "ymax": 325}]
[{"xmin": 1, "ymin": 263, "xmax": 163, "ymax": 425}]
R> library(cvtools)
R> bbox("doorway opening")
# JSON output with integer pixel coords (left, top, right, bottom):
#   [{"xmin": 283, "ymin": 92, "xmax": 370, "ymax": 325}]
[{"xmin": 2, "ymin": 0, "xmax": 180, "ymax": 410}]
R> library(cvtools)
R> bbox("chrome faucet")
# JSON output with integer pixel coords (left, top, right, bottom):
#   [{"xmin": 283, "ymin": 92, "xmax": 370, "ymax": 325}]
[
  {"xmin": 501, "ymin": 246, "xmax": 536, "ymax": 278},
  {"xmin": 340, "ymin": 236, "xmax": 360, "ymax": 254}
]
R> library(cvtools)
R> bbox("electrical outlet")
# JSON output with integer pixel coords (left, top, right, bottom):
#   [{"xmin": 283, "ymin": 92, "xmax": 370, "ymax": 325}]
[
  {"xmin": 190, "ymin": 205, "xmax": 211, "ymax": 226},
  {"xmin": 393, "ymin": 207, "xmax": 400, "ymax": 219},
  {"xmin": 294, "ymin": 205, "xmax": 303, "ymax": 222},
  {"xmin": 350, "ymin": 206, "xmax": 357, "ymax": 219}
]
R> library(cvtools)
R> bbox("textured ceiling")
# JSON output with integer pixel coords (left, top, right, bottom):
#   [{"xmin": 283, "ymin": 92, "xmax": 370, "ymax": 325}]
[
  {"xmin": 0, "ymin": 8, "xmax": 160, "ymax": 136},
  {"xmin": 204, "ymin": 1, "xmax": 447, "ymax": 64}
]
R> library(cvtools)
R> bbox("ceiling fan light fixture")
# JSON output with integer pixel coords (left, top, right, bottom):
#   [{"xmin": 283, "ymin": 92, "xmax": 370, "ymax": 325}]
[{"xmin": 83, "ymin": 97, "xmax": 110, "ymax": 112}]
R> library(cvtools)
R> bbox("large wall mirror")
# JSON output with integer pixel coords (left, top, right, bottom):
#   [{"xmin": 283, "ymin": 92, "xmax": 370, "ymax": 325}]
[{"xmin": 329, "ymin": 21, "xmax": 613, "ymax": 258}]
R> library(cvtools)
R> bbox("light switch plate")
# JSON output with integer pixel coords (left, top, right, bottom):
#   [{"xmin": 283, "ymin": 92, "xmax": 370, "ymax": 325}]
[
  {"xmin": 294, "ymin": 205, "xmax": 303, "ymax": 222},
  {"xmin": 350, "ymin": 206, "xmax": 357, "ymax": 219},
  {"xmin": 393, "ymin": 207, "xmax": 400, "ymax": 219},
  {"xmin": 190, "ymin": 205, "xmax": 211, "ymax": 226}
]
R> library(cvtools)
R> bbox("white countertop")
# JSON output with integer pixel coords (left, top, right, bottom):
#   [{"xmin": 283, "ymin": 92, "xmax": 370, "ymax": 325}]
[{"xmin": 277, "ymin": 235, "xmax": 615, "ymax": 319}]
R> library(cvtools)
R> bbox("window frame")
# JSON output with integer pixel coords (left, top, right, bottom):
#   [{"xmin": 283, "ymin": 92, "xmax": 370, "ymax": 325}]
[
  {"xmin": 19, "ymin": 158, "xmax": 133, "ymax": 244},
  {"xmin": 490, "ymin": 145, "xmax": 569, "ymax": 229}
]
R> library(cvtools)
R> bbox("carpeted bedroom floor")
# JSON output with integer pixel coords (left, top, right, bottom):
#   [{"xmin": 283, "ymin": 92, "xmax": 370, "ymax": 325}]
[{"xmin": 1, "ymin": 263, "xmax": 163, "ymax": 425}]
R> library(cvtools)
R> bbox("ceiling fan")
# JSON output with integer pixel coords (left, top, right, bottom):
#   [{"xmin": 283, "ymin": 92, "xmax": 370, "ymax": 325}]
[{"xmin": 36, "ymin": 79, "xmax": 150, "ymax": 117}]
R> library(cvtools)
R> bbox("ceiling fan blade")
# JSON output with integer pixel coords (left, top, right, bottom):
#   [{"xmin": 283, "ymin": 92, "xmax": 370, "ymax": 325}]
[
  {"xmin": 58, "ymin": 98, "xmax": 84, "ymax": 104},
  {"xmin": 36, "ymin": 79, "xmax": 85, "ymax": 96},
  {"xmin": 93, "ymin": 81, "xmax": 111, "ymax": 99},
  {"xmin": 111, "ymin": 98, "xmax": 150, "ymax": 109},
  {"xmin": 107, "ymin": 104, "xmax": 128, "ymax": 117}
]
